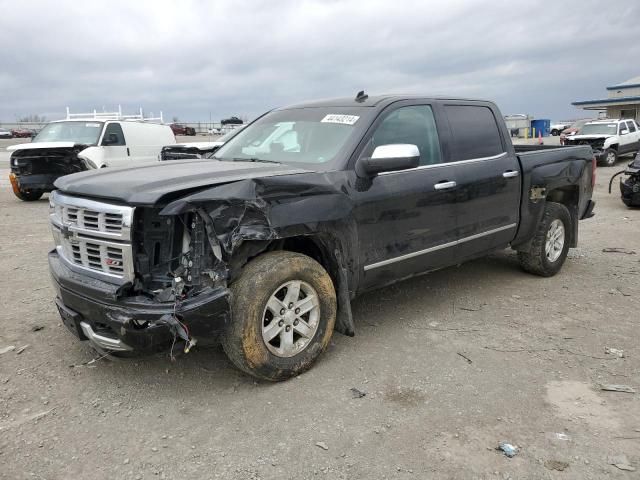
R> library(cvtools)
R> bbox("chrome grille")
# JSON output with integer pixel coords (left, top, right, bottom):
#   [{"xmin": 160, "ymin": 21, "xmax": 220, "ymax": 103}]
[{"xmin": 50, "ymin": 190, "xmax": 135, "ymax": 284}]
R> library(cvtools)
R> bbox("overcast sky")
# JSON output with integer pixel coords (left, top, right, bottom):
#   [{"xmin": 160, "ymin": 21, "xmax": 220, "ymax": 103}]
[{"xmin": 1, "ymin": 0, "xmax": 639, "ymax": 123}]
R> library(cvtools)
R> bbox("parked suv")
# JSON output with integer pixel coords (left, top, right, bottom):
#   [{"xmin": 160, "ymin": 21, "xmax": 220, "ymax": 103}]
[
  {"xmin": 560, "ymin": 119, "xmax": 591, "ymax": 145},
  {"xmin": 221, "ymin": 116, "xmax": 243, "ymax": 125},
  {"xmin": 564, "ymin": 119, "xmax": 640, "ymax": 166},
  {"xmin": 170, "ymin": 124, "xmax": 196, "ymax": 136},
  {"xmin": 11, "ymin": 128, "xmax": 35, "ymax": 138}
]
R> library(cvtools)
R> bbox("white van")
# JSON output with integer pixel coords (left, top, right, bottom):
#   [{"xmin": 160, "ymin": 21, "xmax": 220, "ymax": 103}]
[
  {"xmin": 8, "ymin": 119, "xmax": 176, "ymax": 201},
  {"xmin": 77, "ymin": 121, "xmax": 176, "ymax": 168}
]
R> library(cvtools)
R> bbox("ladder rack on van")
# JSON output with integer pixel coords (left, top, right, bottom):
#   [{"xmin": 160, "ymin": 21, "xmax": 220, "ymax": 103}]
[{"xmin": 65, "ymin": 106, "xmax": 164, "ymax": 123}]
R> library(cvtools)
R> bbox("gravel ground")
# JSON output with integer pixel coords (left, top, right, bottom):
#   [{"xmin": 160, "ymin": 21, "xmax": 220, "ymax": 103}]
[{"xmin": 0, "ymin": 149, "xmax": 638, "ymax": 479}]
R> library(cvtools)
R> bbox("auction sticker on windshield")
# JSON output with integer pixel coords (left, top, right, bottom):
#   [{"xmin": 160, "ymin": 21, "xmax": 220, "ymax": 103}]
[
  {"xmin": 86, "ymin": 123, "xmax": 101, "ymax": 127},
  {"xmin": 321, "ymin": 114, "xmax": 359, "ymax": 125}
]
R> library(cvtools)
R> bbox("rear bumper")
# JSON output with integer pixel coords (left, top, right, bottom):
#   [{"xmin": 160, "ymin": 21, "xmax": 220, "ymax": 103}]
[{"xmin": 49, "ymin": 250, "xmax": 231, "ymax": 354}]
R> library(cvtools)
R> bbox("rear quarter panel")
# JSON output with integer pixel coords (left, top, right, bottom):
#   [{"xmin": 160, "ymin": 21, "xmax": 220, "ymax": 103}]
[{"xmin": 512, "ymin": 145, "xmax": 593, "ymax": 248}]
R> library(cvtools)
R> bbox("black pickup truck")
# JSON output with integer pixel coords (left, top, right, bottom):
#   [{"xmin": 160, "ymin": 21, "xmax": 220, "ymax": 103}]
[{"xmin": 49, "ymin": 94, "xmax": 596, "ymax": 380}]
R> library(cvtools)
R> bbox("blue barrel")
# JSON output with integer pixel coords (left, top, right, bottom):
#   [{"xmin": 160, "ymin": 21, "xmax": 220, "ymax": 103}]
[{"xmin": 531, "ymin": 119, "xmax": 551, "ymax": 137}]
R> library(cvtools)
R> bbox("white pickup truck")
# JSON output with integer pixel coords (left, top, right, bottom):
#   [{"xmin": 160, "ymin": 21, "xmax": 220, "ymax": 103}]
[{"xmin": 564, "ymin": 119, "xmax": 640, "ymax": 166}]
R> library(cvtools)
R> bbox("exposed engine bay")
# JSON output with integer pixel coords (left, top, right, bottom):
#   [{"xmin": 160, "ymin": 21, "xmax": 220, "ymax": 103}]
[
  {"xmin": 564, "ymin": 137, "xmax": 606, "ymax": 150},
  {"xmin": 160, "ymin": 144, "xmax": 222, "ymax": 161},
  {"xmin": 10, "ymin": 146, "xmax": 89, "ymax": 191},
  {"xmin": 131, "ymin": 208, "xmax": 225, "ymax": 301}
]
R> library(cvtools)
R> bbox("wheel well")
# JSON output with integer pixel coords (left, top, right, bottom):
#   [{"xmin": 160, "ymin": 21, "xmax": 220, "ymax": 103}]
[
  {"xmin": 279, "ymin": 237, "xmax": 338, "ymax": 285},
  {"xmin": 228, "ymin": 235, "xmax": 354, "ymax": 336},
  {"xmin": 609, "ymin": 144, "xmax": 618, "ymax": 151},
  {"xmin": 229, "ymin": 236, "xmax": 339, "ymax": 286},
  {"xmin": 546, "ymin": 186, "xmax": 579, "ymax": 247}
]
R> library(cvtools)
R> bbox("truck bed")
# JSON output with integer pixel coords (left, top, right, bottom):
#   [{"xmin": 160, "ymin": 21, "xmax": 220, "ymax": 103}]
[{"xmin": 510, "ymin": 144, "xmax": 595, "ymax": 249}]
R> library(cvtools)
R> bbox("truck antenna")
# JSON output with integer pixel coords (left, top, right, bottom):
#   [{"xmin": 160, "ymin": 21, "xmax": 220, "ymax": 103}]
[{"xmin": 355, "ymin": 90, "xmax": 368, "ymax": 102}]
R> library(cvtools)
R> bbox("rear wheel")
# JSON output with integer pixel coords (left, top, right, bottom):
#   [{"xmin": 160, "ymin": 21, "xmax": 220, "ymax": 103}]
[
  {"xmin": 603, "ymin": 148, "xmax": 618, "ymax": 167},
  {"xmin": 551, "ymin": 129, "xmax": 560, "ymax": 136},
  {"xmin": 518, "ymin": 202, "xmax": 571, "ymax": 277},
  {"xmin": 13, "ymin": 189, "xmax": 43, "ymax": 201},
  {"xmin": 222, "ymin": 251, "xmax": 336, "ymax": 381}
]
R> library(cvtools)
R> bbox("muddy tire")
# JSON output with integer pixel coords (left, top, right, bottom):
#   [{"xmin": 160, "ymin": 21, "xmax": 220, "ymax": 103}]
[
  {"xmin": 518, "ymin": 202, "xmax": 571, "ymax": 277},
  {"xmin": 221, "ymin": 251, "xmax": 336, "ymax": 381},
  {"xmin": 602, "ymin": 148, "xmax": 618, "ymax": 167},
  {"xmin": 13, "ymin": 189, "xmax": 43, "ymax": 201}
]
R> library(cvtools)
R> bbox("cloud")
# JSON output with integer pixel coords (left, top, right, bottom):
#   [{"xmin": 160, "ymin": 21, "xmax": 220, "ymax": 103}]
[{"xmin": 0, "ymin": 0, "xmax": 639, "ymax": 122}]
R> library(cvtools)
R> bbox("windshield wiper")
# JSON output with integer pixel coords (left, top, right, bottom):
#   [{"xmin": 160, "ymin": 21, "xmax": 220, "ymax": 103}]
[{"xmin": 230, "ymin": 157, "xmax": 281, "ymax": 164}]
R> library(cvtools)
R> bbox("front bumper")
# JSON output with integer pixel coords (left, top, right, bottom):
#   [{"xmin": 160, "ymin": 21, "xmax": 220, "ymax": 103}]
[
  {"xmin": 10, "ymin": 171, "xmax": 59, "ymax": 192},
  {"xmin": 49, "ymin": 250, "xmax": 231, "ymax": 354}
]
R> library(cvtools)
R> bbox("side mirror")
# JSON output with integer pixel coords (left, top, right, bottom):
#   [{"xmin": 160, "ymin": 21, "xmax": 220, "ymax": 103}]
[
  {"xmin": 356, "ymin": 144, "xmax": 420, "ymax": 177},
  {"xmin": 102, "ymin": 133, "xmax": 119, "ymax": 145},
  {"xmin": 620, "ymin": 129, "xmax": 629, "ymax": 135}
]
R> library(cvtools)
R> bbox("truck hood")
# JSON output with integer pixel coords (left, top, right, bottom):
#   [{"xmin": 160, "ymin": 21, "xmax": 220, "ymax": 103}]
[
  {"xmin": 7, "ymin": 141, "xmax": 85, "ymax": 152},
  {"xmin": 54, "ymin": 159, "xmax": 311, "ymax": 206},
  {"xmin": 567, "ymin": 134, "xmax": 614, "ymax": 141}
]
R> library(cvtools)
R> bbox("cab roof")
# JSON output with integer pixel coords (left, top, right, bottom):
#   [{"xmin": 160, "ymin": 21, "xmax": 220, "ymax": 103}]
[{"xmin": 278, "ymin": 94, "xmax": 492, "ymax": 110}]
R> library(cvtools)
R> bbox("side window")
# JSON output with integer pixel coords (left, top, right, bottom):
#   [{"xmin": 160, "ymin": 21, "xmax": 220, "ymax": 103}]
[
  {"xmin": 626, "ymin": 121, "xmax": 636, "ymax": 133},
  {"xmin": 369, "ymin": 105, "xmax": 441, "ymax": 166},
  {"xmin": 102, "ymin": 123, "xmax": 126, "ymax": 146},
  {"xmin": 444, "ymin": 105, "xmax": 504, "ymax": 161}
]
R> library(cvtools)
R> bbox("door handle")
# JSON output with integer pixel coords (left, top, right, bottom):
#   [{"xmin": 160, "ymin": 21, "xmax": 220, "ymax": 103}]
[
  {"xmin": 434, "ymin": 180, "xmax": 457, "ymax": 190},
  {"xmin": 503, "ymin": 170, "xmax": 519, "ymax": 178},
  {"xmin": 126, "ymin": 147, "xmax": 130, "ymax": 156}
]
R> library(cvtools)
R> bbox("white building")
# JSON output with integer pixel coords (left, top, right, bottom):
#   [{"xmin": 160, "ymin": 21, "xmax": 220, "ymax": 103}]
[{"xmin": 572, "ymin": 75, "xmax": 640, "ymax": 121}]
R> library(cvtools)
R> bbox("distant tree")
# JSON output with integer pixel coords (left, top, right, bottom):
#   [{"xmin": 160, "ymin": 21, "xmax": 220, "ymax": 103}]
[
  {"xmin": 18, "ymin": 114, "xmax": 47, "ymax": 123},
  {"xmin": 172, "ymin": 116, "xmax": 179, "ymax": 123}
]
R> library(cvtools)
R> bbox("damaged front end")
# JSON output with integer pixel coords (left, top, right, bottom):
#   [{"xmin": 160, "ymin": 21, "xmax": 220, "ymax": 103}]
[
  {"xmin": 564, "ymin": 137, "xmax": 607, "ymax": 159},
  {"xmin": 49, "ymin": 191, "xmax": 232, "ymax": 355},
  {"xmin": 10, "ymin": 146, "xmax": 89, "ymax": 192},
  {"xmin": 50, "ymin": 170, "xmax": 358, "ymax": 356}
]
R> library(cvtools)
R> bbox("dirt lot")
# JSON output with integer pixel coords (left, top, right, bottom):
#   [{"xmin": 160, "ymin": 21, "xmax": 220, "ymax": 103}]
[{"xmin": 0, "ymin": 152, "xmax": 638, "ymax": 479}]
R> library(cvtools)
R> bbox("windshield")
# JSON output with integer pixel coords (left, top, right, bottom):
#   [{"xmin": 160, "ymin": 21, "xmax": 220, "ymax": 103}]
[
  {"xmin": 33, "ymin": 121, "xmax": 104, "ymax": 145},
  {"xmin": 213, "ymin": 107, "xmax": 368, "ymax": 166},
  {"xmin": 570, "ymin": 119, "xmax": 589, "ymax": 130},
  {"xmin": 579, "ymin": 123, "xmax": 617, "ymax": 136}
]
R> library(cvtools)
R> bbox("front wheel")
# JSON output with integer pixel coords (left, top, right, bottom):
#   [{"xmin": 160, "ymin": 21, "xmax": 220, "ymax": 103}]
[
  {"xmin": 603, "ymin": 148, "xmax": 618, "ymax": 167},
  {"xmin": 221, "ymin": 251, "xmax": 337, "ymax": 381},
  {"xmin": 518, "ymin": 202, "xmax": 571, "ymax": 277},
  {"xmin": 14, "ymin": 189, "xmax": 43, "ymax": 201}
]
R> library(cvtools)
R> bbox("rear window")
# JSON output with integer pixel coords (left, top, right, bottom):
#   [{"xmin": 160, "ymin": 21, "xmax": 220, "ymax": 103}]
[{"xmin": 444, "ymin": 105, "xmax": 504, "ymax": 161}]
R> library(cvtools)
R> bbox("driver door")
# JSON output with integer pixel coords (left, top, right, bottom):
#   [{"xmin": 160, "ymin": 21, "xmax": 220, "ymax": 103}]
[
  {"xmin": 101, "ymin": 123, "xmax": 129, "ymax": 167},
  {"xmin": 352, "ymin": 103, "xmax": 459, "ymax": 290}
]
